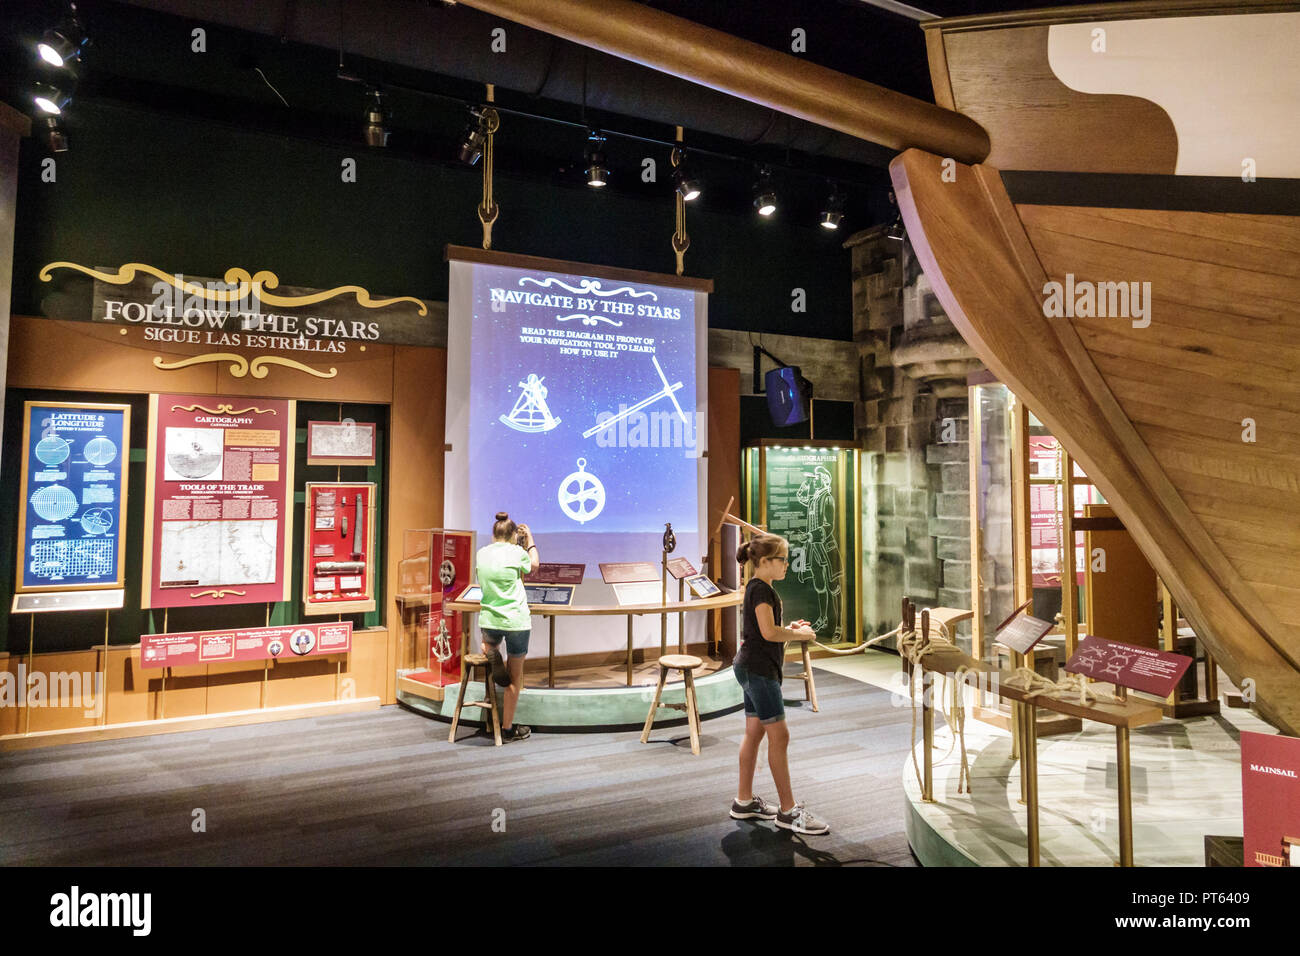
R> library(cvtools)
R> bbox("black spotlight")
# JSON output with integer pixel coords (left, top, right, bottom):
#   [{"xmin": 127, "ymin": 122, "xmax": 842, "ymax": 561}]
[
  {"xmin": 457, "ymin": 107, "xmax": 489, "ymax": 165},
  {"xmin": 363, "ymin": 88, "xmax": 389, "ymax": 147},
  {"xmin": 887, "ymin": 216, "xmax": 906, "ymax": 241},
  {"xmin": 40, "ymin": 115, "xmax": 69, "ymax": 152},
  {"xmin": 752, "ymin": 167, "xmax": 777, "ymax": 217},
  {"xmin": 585, "ymin": 130, "xmax": 609, "ymax": 188},
  {"xmin": 32, "ymin": 81, "xmax": 73, "ymax": 115},
  {"xmin": 37, "ymin": 5, "xmax": 88, "ymax": 68},
  {"xmin": 820, "ymin": 184, "xmax": 845, "ymax": 230},
  {"xmin": 672, "ymin": 147, "xmax": 701, "ymax": 201}
]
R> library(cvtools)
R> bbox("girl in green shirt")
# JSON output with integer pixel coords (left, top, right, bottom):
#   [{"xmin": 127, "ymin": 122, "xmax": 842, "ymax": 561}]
[{"xmin": 475, "ymin": 512, "xmax": 539, "ymax": 741}]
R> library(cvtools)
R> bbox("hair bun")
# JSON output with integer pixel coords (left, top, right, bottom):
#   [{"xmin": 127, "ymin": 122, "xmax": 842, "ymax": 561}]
[
  {"xmin": 736, "ymin": 542, "xmax": 751, "ymax": 564},
  {"xmin": 495, "ymin": 511, "xmax": 510, "ymax": 521}
]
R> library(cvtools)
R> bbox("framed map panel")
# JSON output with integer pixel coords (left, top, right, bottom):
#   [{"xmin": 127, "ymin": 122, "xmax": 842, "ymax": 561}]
[
  {"xmin": 142, "ymin": 394, "xmax": 295, "ymax": 609},
  {"xmin": 306, "ymin": 420, "xmax": 377, "ymax": 466}
]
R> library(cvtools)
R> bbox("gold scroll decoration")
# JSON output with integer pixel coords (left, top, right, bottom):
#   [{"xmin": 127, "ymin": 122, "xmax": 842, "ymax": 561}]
[
  {"xmin": 189, "ymin": 589, "xmax": 248, "ymax": 600},
  {"xmin": 152, "ymin": 353, "xmax": 338, "ymax": 379},
  {"xmin": 39, "ymin": 262, "xmax": 428, "ymax": 314},
  {"xmin": 171, "ymin": 404, "xmax": 274, "ymax": 415}
]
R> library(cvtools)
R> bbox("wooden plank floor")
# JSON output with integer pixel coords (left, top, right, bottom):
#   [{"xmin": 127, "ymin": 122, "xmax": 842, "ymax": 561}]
[{"xmin": 0, "ymin": 666, "xmax": 920, "ymax": 866}]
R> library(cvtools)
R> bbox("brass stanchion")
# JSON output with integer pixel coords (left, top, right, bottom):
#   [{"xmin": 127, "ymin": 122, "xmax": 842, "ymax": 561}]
[
  {"xmin": 24, "ymin": 615, "xmax": 35, "ymax": 735},
  {"xmin": 158, "ymin": 609, "xmax": 168, "ymax": 720},
  {"xmin": 1117, "ymin": 725, "xmax": 1134, "ymax": 867},
  {"xmin": 1023, "ymin": 700, "xmax": 1040, "ymax": 866},
  {"xmin": 678, "ymin": 577, "xmax": 685, "ymax": 655},
  {"xmin": 660, "ymin": 551, "xmax": 668, "ymax": 657},
  {"xmin": 100, "ymin": 609, "xmax": 111, "ymax": 726},
  {"xmin": 921, "ymin": 670, "xmax": 934, "ymax": 802},
  {"xmin": 626, "ymin": 615, "xmax": 634, "ymax": 686},
  {"xmin": 548, "ymin": 616, "xmax": 556, "ymax": 688}
]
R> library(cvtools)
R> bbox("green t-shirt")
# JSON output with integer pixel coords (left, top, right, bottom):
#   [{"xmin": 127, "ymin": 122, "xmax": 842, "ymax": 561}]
[{"xmin": 475, "ymin": 541, "xmax": 533, "ymax": 631}]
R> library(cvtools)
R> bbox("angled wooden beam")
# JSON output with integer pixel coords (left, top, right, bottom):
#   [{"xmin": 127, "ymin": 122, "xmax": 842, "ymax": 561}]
[{"xmin": 455, "ymin": 0, "xmax": 990, "ymax": 163}]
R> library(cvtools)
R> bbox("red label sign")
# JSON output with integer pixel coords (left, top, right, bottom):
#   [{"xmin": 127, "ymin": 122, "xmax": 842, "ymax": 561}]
[
  {"xmin": 1065, "ymin": 635, "xmax": 1192, "ymax": 697},
  {"xmin": 147, "ymin": 394, "xmax": 293, "ymax": 608},
  {"xmin": 141, "ymin": 620, "xmax": 352, "ymax": 669},
  {"xmin": 1242, "ymin": 731, "xmax": 1300, "ymax": 867},
  {"xmin": 598, "ymin": 561, "xmax": 660, "ymax": 584},
  {"xmin": 434, "ymin": 531, "xmax": 473, "ymax": 685},
  {"xmin": 525, "ymin": 562, "xmax": 585, "ymax": 585},
  {"xmin": 666, "ymin": 557, "xmax": 698, "ymax": 580}
]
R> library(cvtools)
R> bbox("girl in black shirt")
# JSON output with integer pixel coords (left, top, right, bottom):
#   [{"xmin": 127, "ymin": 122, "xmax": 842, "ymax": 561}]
[{"xmin": 729, "ymin": 533, "xmax": 830, "ymax": 835}]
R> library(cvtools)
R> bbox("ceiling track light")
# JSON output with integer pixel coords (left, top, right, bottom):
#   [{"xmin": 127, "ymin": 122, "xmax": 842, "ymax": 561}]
[
  {"xmin": 363, "ymin": 88, "xmax": 389, "ymax": 147},
  {"xmin": 41, "ymin": 115, "xmax": 69, "ymax": 153},
  {"xmin": 820, "ymin": 183, "xmax": 846, "ymax": 230},
  {"xmin": 585, "ymin": 130, "xmax": 609, "ymax": 188},
  {"xmin": 671, "ymin": 145, "xmax": 701, "ymax": 202},
  {"xmin": 37, "ymin": 4, "xmax": 88, "ymax": 68},
  {"xmin": 32, "ymin": 81, "xmax": 73, "ymax": 116},
  {"xmin": 753, "ymin": 166, "xmax": 778, "ymax": 217}
]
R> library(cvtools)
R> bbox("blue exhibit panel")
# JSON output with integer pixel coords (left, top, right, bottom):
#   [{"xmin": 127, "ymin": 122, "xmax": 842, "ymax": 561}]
[{"xmin": 20, "ymin": 404, "xmax": 128, "ymax": 590}]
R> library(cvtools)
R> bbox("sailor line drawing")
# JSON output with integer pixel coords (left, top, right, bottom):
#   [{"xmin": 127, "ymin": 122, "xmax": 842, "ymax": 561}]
[{"xmin": 793, "ymin": 465, "xmax": 843, "ymax": 641}]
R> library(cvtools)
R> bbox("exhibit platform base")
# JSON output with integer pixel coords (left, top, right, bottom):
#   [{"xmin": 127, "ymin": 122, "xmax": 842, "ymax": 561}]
[
  {"xmin": 397, "ymin": 664, "xmax": 743, "ymax": 731},
  {"xmin": 902, "ymin": 697, "xmax": 1275, "ymax": 867},
  {"xmin": 811, "ymin": 650, "xmax": 1273, "ymax": 867}
]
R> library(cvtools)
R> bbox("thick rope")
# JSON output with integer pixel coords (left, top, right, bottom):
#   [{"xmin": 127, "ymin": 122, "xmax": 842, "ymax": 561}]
[
  {"xmin": 814, "ymin": 619, "xmax": 972, "ymax": 794},
  {"xmin": 1002, "ymin": 666, "xmax": 1123, "ymax": 708}
]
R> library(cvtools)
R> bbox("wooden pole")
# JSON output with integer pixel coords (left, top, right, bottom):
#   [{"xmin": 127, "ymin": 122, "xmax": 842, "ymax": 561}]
[{"xmin": 455, "ymin": 0, "xmax": 991, "ymax": 163}]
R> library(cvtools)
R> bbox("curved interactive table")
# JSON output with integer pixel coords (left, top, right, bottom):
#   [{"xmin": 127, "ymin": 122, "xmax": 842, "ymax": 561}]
[{"xmin": 448, "ymin": 588, "xmax": 743, "ymax": 687}]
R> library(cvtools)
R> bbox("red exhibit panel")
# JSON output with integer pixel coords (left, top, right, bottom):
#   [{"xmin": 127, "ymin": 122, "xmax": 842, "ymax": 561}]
[
  {"xmin": 1065, "ymin": 635, "xmax": 1192, "ymax": 697},
  {"xmin": 142, "ymin": 394, "xmax": 295, "ymax": 609},
  {"xmin": 1241, "ymin": 731, "xmax": 1300, "ymax": 867},
  {"xmin": 303, "ymin": 482, "xmax": 377, "ymax": 615},
  {"xmin": 432, "ymin": 531, "xmax": 473, "ymax": 685},
  {"xmin": 141, "ymin": 620, "xmax": 352, "ymax": 669}
]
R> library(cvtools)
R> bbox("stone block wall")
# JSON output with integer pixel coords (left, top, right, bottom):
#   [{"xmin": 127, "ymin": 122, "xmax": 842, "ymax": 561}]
[{"xmin": 847, "ymin": 225, "xmax": 984, "ymax": 649}]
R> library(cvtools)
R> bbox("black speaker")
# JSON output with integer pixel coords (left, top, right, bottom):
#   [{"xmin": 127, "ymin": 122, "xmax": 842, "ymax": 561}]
[{"xmin": 765, "ymin": 366, "xmax": 812, "ymax": 426}]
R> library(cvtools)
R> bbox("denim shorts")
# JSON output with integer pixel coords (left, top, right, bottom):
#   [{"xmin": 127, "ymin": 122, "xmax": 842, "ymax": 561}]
[
  {"xmin": 733, "ymin": 662, "xmax": 785, "ymax": 724},
  {"xmin": 481, "ymin": 628, "xmax": 530, "ymax": 658}
]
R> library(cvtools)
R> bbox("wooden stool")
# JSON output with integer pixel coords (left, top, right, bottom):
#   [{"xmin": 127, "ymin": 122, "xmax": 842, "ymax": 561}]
[
  {"xmin": 449, "ymin": 653, "xmax": 502, "ymax": 746},
  {"xmin": 794, "ymin": 640, "xmax": 819, "ymax": 712},
  {"xmin": 640, "ymin": 654, "xmax": 703, "ymax": 755}
]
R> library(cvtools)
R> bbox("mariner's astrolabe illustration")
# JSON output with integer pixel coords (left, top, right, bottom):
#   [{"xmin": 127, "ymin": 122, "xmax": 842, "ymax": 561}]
[
  {"xmin": 80, "ymin": 507, "xmax": 114, "ymax": 536},
  {"xmin": 165, "ymin": 427, "xmax": 224, "ymax": 480}
]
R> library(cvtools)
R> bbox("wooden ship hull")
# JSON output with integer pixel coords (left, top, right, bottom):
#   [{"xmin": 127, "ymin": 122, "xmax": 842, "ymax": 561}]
[
  {"xmin": 894, "ymin": 2, "xmax": 1300, "ymax": 734},
  {"xmin": 456, "ymin": 0, "xmax": 1300, "ymax": 732}
]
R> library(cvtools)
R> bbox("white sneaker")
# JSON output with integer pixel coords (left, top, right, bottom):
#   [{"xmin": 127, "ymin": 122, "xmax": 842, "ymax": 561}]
[{"xmin": 776, "ymin": 802, "xmax": 830, "ymax": 835}]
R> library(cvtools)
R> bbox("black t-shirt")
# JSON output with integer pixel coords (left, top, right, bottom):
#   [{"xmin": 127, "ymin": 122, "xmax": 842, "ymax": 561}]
[{"xmin": 736, "ymin": 577, "xmax": 784, "ymax": 683}]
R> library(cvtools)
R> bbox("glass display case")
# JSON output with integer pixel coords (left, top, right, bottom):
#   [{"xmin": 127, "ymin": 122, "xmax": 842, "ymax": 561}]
[
  {"xmin": 396, "ymin": 529, "xmax": 476, "ymax": 689},
  {"xmin": 743, "ymin": 441, "xmax": 861, "ymax": 648}
]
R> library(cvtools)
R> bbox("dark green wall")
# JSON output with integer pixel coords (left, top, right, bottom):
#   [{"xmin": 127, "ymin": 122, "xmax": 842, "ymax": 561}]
[{"xmin": 11, "ymin": 96, "xmax": 854, "ymax": 340}]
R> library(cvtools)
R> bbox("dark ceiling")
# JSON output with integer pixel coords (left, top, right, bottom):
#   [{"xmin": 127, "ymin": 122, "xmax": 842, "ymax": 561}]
[{"xmin": 2, "ymin": 0, "xmax": 1124, "ymax": 226}]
